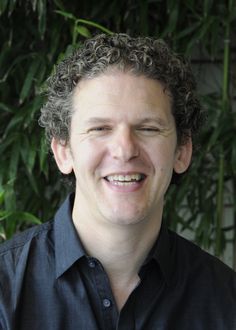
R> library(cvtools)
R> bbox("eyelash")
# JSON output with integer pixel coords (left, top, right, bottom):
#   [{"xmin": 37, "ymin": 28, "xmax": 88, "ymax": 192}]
[
  {"xmin": 137, "ymin": 127, "xmax": 160, "ymax": 132},
  {"xmin": 88, "ymin": 126, "xmax": 160, "ymax": 136},
  {"xmin": 89, "ymin": 126, "xmax": 111, "ymax": 132}
]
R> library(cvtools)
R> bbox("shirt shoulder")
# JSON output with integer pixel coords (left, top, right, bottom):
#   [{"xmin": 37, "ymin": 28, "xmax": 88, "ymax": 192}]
[
  {"xmin": 169, "ymin": 229, "xmax": 236, "ymax": 287},
  {"xmin": 0, "ymin": 220, "xmax": 54, "ymax": 257}
]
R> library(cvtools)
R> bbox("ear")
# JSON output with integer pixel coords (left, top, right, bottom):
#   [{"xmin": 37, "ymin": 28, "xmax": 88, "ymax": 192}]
[
  {"xmin": 51, "ymin": 137, "xmax": 73, "ymax": 174},
  {"xmin": 174, "ymin": 138, "xmax": 192, "ymax": 174}
]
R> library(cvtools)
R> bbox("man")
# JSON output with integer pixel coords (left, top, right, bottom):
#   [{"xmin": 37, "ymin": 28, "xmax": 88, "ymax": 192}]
[{"xmin": 0, "ymin": 34, "xmax": 235, "ymax": 330}]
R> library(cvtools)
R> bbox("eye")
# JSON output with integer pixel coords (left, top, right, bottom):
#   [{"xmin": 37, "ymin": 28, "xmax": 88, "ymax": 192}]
[
  {"xmin": 137, "ymin": 127, "xmax": 160, "ymax": 133},
  {"xmin": 142, "ymin": 127, "xmax": 158, "ymax": 131},
  {"xmin": 88, "ymin": 126, "xmax": 112, "ymax": 133}
]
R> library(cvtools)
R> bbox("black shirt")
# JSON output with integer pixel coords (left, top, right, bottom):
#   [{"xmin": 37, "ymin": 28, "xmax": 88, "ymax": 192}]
[{"xmin": 0, "ymin": 194, "xmax": 235, "ymax": 330}]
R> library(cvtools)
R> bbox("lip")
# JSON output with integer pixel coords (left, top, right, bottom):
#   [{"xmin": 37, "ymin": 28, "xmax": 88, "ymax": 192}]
[{"xmin": 102, "ymin": 171, "xmax": 148, "ymax": 177}]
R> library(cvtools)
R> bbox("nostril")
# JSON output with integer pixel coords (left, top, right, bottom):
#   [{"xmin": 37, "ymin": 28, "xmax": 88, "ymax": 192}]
[
  {"xmin": 107, "ymin": 128, "xmax": 139, "ymax": 161},
  {"xmin": 110, "ymin": 141, "xmax": 140, "ymax": 161}
]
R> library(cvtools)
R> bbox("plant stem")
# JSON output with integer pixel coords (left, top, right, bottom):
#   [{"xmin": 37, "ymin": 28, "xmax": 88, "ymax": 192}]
[
  {"xmin": 216, "ymin": 153, "xmax": 224, "ymax": 256},
  {"xmin": 215, "ymin": 1, "xmax": 231, "ymax": 256},
  {"xmin": 227, "ymin": 0, "xmax": 236, "ymax": 270},
  {"xmin": 233, "ymin": 180, "xmax": 236, "ymax": 271},
  {"xmin": 222, "ymin": 21, "xmax": 230, "ymax": 112}
]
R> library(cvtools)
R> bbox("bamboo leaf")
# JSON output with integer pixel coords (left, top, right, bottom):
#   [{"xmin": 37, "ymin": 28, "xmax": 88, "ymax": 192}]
[
  {"xmin": 23, "ymin": 95, "xmax": 44, "ymax": 128},
  {"xmin": 175, "ymin": 22, "xmax": 201, "ymax": 40},
  {"xmin": 0, "ymin": 0, "xmax": 8, "ymax": 15},
  {"xmin": 167, "ymin": 2, "xmax": 179, "ymax": 34},
  {"xmin": 203, "ymin": 0, "xmax": 212, "ymax": 17},
  {"xmin": 0, "ymin": 211, "xmax": 12, "ymax": 221},
  {"xmin": 20, "ymin": 135, "xmax": 29, "ymax": 166},
  {"xmin": 31, "ymin": 0, "xmax": 37, "ymax": 11},
  {"xmin": 27, "ymin": 145, "xmax": 37, "ymax": 173},
  {"xmin": 55, "ymin": 9, "xmax": 76, "ymax": 21},
  {"xmin": 25, "ymin": 170, "xmax": 39, "ymax": 195},
  {"xmin": 35, "ymin": 60, "xmax": 47, "ymax": 86},
  {"xmin": 4, "ymin": 183, "xmax": 16, "ymax": 211},
  {"xmin": 76, "ymin": 25, "xmax": 92, "ymax": 38},
  {"xmin": 231, "ymin": 137, "xmax": 236, "ymax": 175},
  {"xmin": 77, "ymin": 19, "xmax": 113, "ymax": 35},
  {"xmin": 37, "ymin": 0, "xmax": 46, "ymax": 37},
  {"xmin": 20, "ymin": 135, "xmax": 36, "ymax": 173},
  {"xmin": 0, "ymin": 187, "xmax": 4, "ymax": 205},
  {"xmin": 209, "ymin": 19, "xmax": 221, "ymax": 56},
  {"xmin": 48, "ymin": 25, "xmax": 61, "ymax": 60},
  {"xmin": 3, "ymin": 116, "xmax": 23, "ymax": 138},
  {"xmin": 0, "ymin": 102, "xmax": 14, "ymax": 113},
  {"xmin": 11, "ymin": 211, "xmax": 42, "ymax": 225},
  {"xmin": 39, "ymin": 136, "xmax": 49, "ymax": 175},
  {"xmin": 0, "ymin": 54, "xmax": 32, "ymax": 83},
  {"xmin": 9, "ymin": 140, "xmax": 20, "ymax": 181},
  {"xmin": 184, "ymin": 1, "xmax": 202, "ymax": 19},
  {"xmin": 196, "ymin": 16, "xmax": 216, "ymax": 40},
  {"xmin": 52, "ymin": 0, "xmax": 65, "ymax": 11},
  {"xmin": 0, "ymin": 135, "xmax": 18, "ymax": 156},
  {"xmin": 0, "ymin": 226, "xmax": 6, "ymax": 241},
  {"xmin": 0, "ymin": 42, "xmax": 8, "ymax": 69},
  {"xmin": 184, "ymin": 15, "xmax": 217, "ymax": 54},
  {"xmin": 19, "ymin": 59, "xmax": 40, "ymax": 104},
  {"xmin": 8, "ymin": 0, "xmax": 17, "ymax": 15}
]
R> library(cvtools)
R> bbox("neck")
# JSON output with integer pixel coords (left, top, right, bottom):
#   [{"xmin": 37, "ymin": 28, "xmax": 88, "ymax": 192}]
[{"xmin": 72, "ymin": 194, "xmax": 162, "ymax": 310}]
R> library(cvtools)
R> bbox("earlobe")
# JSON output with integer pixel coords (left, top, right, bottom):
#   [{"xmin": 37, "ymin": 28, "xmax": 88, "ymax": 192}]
[
  {"xmin": 174, "ymin": 138, "xmax": 192, "ymax": 174},
  {"xmin": 51, "ymin": 138, "xmax": 73, "ymax": 174}
]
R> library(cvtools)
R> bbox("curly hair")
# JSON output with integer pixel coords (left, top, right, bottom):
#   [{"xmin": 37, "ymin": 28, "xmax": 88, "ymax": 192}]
[
  {"xmin": 39, "ymin": 33, "xmax": 205, "ymax": 185},
  {"xmin": 39, "ymin": 33, "xmax": 204, "ymax": 144}
]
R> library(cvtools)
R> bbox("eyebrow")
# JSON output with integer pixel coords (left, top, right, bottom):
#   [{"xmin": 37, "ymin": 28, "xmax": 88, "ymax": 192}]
[
  {"xmin": 136, "ymin": 117, "xmax": 168, "ymax": 127},
  {"xmin": 84, "ymin": 116, "xmax": 168, "ymax": 127},
  {"xmin": 84, "ymin": 117, "xmax": 112, "ymax": 125}
]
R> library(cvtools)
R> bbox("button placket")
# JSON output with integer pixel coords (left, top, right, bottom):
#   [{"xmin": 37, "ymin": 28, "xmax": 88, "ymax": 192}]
[{"xmin": 86, "ymin": 256, "xmax": 118, "ymax": 328}]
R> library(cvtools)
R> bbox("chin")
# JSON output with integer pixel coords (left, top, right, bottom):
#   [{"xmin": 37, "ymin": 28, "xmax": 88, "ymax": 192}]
[{"xmin": 103, "ymin": 209, "xmax": 147, "ymax": 226}]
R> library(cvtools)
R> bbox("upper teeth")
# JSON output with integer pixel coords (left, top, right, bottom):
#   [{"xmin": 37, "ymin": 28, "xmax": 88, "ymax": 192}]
[{"xmin": 106, "ymin": 174, "xmax": 143, "ymax": 182}]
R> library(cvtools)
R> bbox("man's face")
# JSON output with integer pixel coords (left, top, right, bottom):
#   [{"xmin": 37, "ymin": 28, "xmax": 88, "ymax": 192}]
[{"xmin": 52, "ymin": 71, "xmax": 191, "ymax": 227}]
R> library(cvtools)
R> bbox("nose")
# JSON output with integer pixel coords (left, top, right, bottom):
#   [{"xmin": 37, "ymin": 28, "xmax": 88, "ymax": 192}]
[{"xmin": 108, "ymin": 126, "xmax": 140, "ymax": 161}]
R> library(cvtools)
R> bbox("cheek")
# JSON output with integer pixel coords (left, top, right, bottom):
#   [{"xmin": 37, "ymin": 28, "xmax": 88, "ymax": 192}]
[
  {"xmin": 147, "ymin": 141, "xmax": 176, "ymax": 169},
  {"xmin": 72, "ymin": 140, "xmax": 106, "ymax": 175}
]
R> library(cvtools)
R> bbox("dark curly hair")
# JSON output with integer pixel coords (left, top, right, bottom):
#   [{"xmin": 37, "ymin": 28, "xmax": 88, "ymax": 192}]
[{"xmin": 39, "ymin": 33, "xmax": 205, "ymax": 184}]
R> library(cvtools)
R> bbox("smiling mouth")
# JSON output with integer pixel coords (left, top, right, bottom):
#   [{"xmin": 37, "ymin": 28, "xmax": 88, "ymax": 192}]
[{"xmin": 104, "ymin": 173, "xmax": 146, "ymax": 185}]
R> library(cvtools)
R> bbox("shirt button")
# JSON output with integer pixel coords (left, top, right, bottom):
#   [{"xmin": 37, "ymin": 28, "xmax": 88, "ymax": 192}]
[
  {"xmin": 103, "ymin": 298, "xmax": 111, "ymax": 308},
  {"xmin": 88, "ymin": 259, "xmax": 96, "ymax": 268}
]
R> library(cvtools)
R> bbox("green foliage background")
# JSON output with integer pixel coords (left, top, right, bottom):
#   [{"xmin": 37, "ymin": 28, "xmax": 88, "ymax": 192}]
[{"xmin": 0, "ymin": 0, "xmax": 236, "ymax": 267}]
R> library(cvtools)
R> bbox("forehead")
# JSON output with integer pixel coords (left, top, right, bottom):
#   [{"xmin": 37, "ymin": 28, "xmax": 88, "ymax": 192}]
[{"xmin": 72, "ymin": 71, "xmax": 173, "ymax": 123}]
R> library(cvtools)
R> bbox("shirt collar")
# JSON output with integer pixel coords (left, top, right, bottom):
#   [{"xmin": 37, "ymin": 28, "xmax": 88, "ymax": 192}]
[
  {"xmin": 145, "ymin": 224, "xmax": 174, "ymax": 286},
  {"xmin": 54, "ymin": 194, "xmax": 174, "ymax": 284},
  {"xmin": 54, "ymin": 193, "xmax": 86, "ymax": 279}
]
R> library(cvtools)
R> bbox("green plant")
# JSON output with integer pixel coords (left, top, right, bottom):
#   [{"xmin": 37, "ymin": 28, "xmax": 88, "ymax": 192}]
[
  {"xmin": 0, "ymin": 0, "xmax": 113, "ymax": 240},
  {"xmin": 0, "ymin": 0, "xmax": 235, "ymax": 268},
  {"xmin": 164, "ymin": 0, "xmax": 236, "ymax": 265}
]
